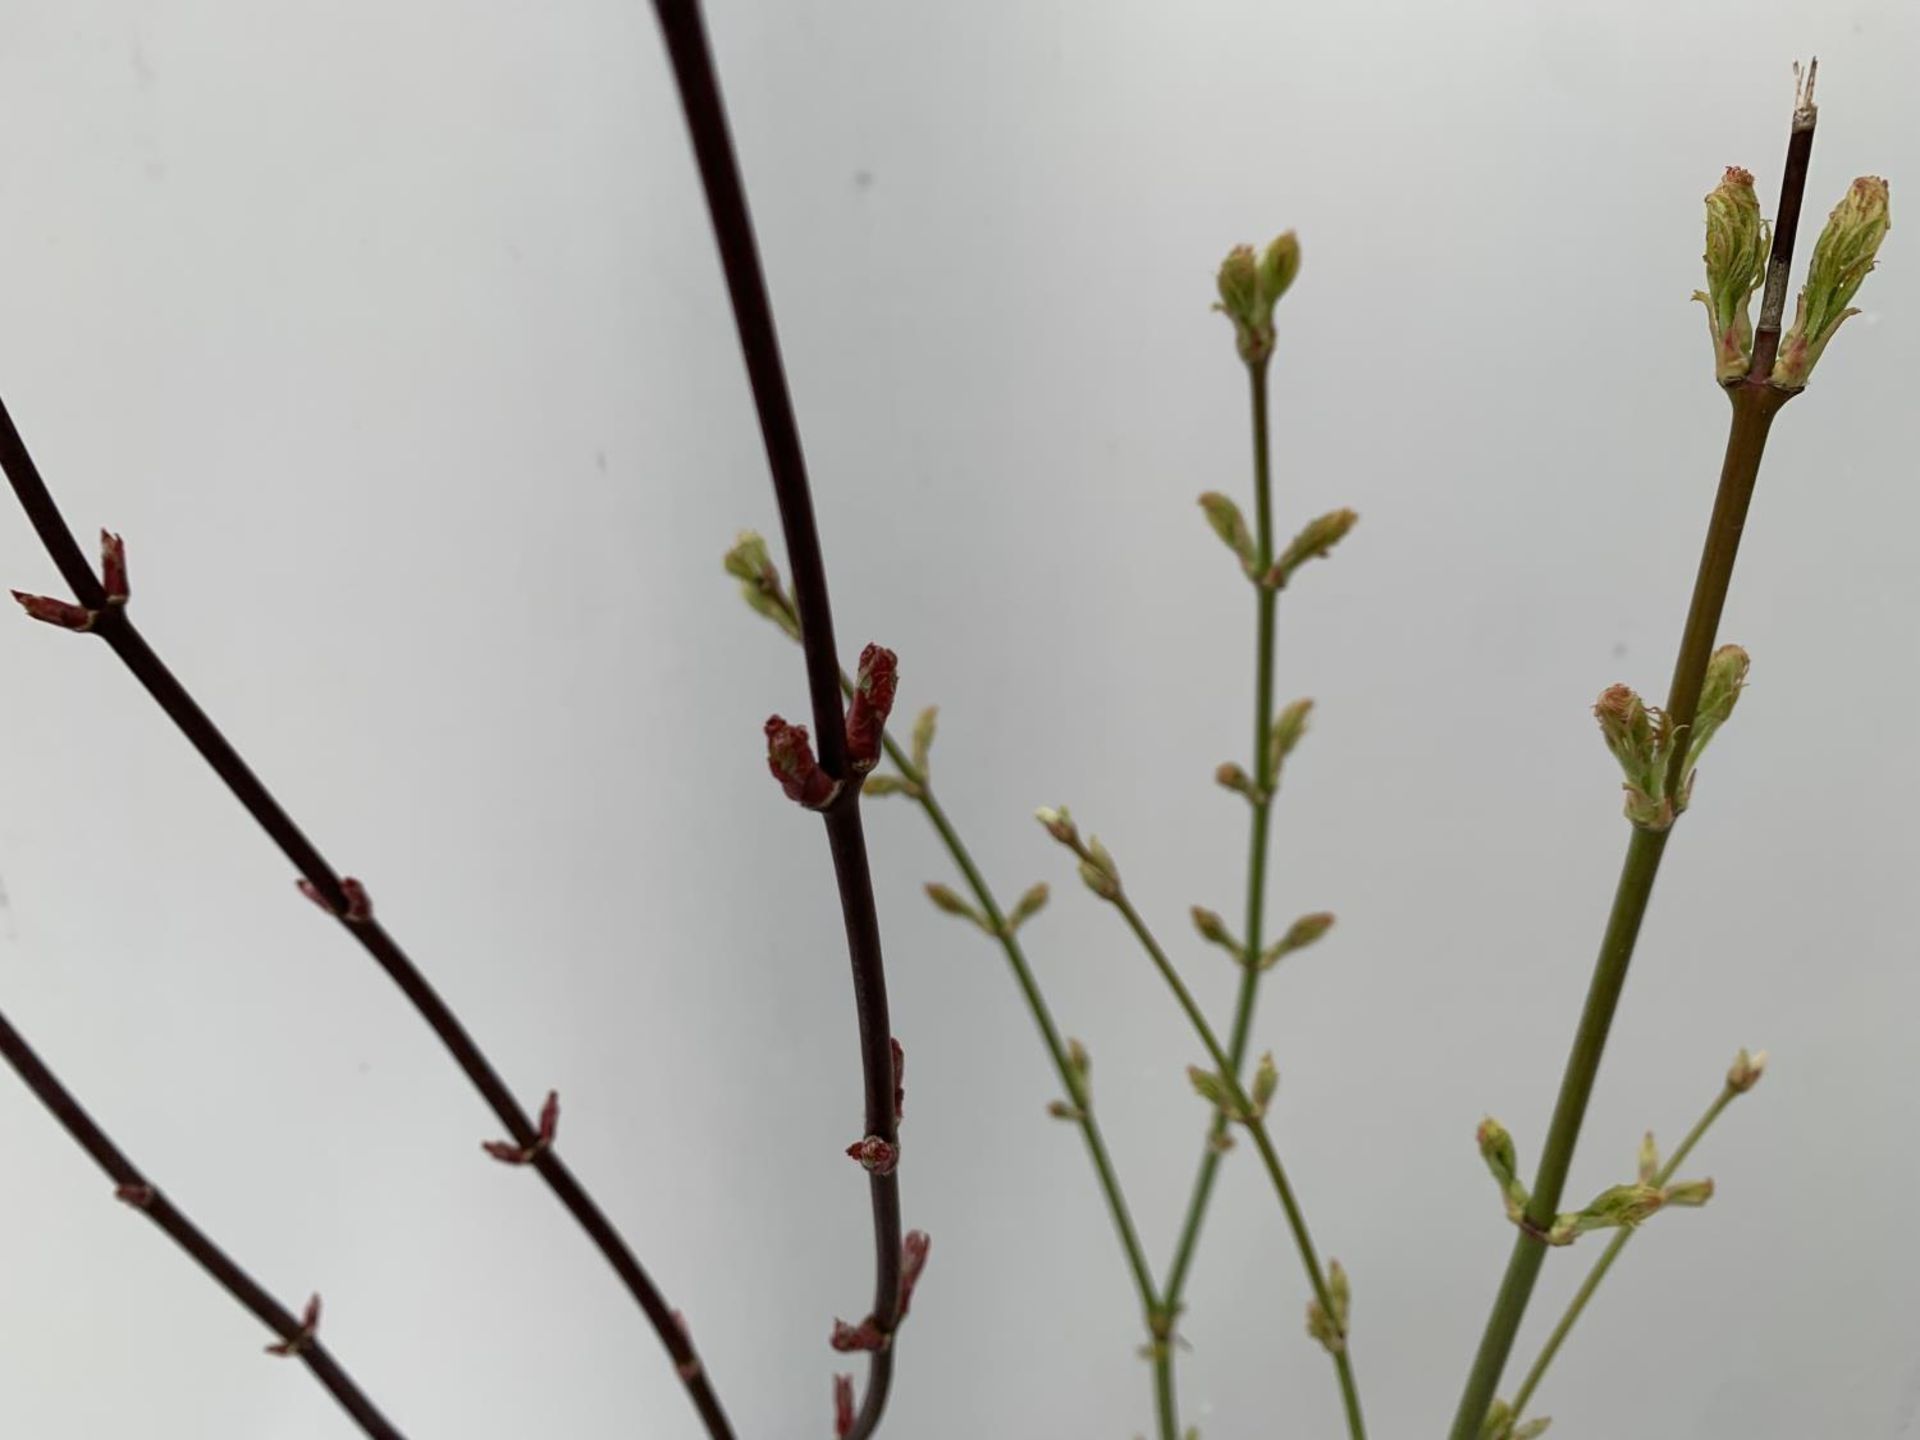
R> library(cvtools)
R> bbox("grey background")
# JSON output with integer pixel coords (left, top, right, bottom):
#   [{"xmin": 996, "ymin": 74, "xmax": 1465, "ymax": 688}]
[{"xmin": 0, "ymin": 1, "xmax": 1915, "ymax": 1436}]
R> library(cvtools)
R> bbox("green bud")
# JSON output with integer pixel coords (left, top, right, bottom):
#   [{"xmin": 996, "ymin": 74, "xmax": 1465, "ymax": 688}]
[
  {"xmin": 1251, "ymin": 1051, "xmax": 1279, "ymax": 1114},
  {"xmin": 1305, "ymin": 1297, "xmax": 1344, "ymax": 1355},
  {"xmin": 1034, "ymin": 806, "xmax": 1078, "ymax": 845},
  {"xmin": 1190, "ymin": 905, "xmax": 1244, "ymax": 960},
  {"xmin": 1269, "ymin": 697, "xmax": 1314, "ymax": 777},
  {"xmin": 1198, "ymin": 492, "xmax": 1257, "ymax": 576},
  {"xmin": 925, "ymin": 881, "xmax": 992, "ymax": 933},
  {"xmin": 1327, "ymin": 1257, "xmax": 1351, "ymax": 1330},
  {"xmin": 1569, "ymin": 1182, "xmax": 1666, "ymax": 1235},
  {"xmin": 1662, "ymin": 1176, "xmax": 1715, "ymax": 1208},
  {"xmin": 1045, "ymin": 1098, "xmax": 1084, "ymax": 1122},
  {"xmin": 1481, "ymin": 1399, "xmax": 1514, "ymax": 1440},
  {"xmin": 1727, "ymin": 1046, "xmax": 1768, "ymax": 1094},
  {"xmin": 1259, "ymin": 232, "xmax": 1301, "ymax": 309},
  {"xmin": 1259, "ymin": 911, "xmax": 1334, "ymax": 970},
  {"xmin": 1510, "ymin": 1420, "xmax": 1552, "ymax": 1440},
  {"xmin": 724, "ymin": 530, "xmax": 802, "ymax": 641},
  {"xmin": 1638, "ymin": 1130, "xmax": 1660, "ymax": 1185},
  {"xmin": 1078, "ymin": 835, "xmax": 1121, "ymax": 900},
  {"xmin": 1477, "ymin": 1116, "xmax": 1529, "ymax": 1220},
  {"xmin": 1692, "ymin": 167, "xmax": 1770, "ymax": 383},
  {"xmin": 860, "ymin": 774, "xmax": 917, "ymax": 798},
  {"xmin": 1066, "ymin": 1037, "xmax": 1090, "ymax": 1078},
  {"xmin": 1774, "ymin": 175, "xmax": 1891, "ymax": 389},
  {"xmin": 1686, "ymin": 643, "xmax": 1749, "ymax": 767},
  {"xmin": 1006, "ymin": 881, "xmax": 1050, "ymax": 933},
  {"xmin": 1214, "ymin": 233, "xmax": 1300, "ymax": 364},
  {"xmin": 1187, "ymin": 1065, "xmax": 1236, "ymax": 1114},
  {"xmin": 911, "ymin": 705, "xmax": 938, "ymax": 775},
  {"xmin": 1270, "ymin": 509, "xmax": 1359, "ymax": 587}
]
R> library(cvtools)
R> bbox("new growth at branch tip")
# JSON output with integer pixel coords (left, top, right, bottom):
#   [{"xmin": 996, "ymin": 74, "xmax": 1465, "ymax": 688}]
[
  {"xmin": 1695, "ymin": 148, "xmax": 1890, "ymax": 390},
  {"xmin": 1594, "ymin": 643, "xmax": 1748, "ymax": 830}
]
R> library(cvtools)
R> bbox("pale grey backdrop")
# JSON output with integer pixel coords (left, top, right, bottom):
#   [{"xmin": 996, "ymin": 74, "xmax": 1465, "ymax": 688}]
[{"xmin": 0, "ymin": 1, "xmax": 1914, "ymax": 1436}]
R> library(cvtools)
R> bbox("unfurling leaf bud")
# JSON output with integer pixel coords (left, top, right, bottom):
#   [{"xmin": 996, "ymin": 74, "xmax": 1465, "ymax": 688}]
[
  {"xmin": 1327, "ymin": 1258, "xmax": 1351, "ymax": 1330},
  {"xmin": 1686, "ymin": 643, "xmax": 1749, "ymax": 767},
  {"xmin": 1268, "ymin": 697, "xmax": 1314, "ymax": 777},
  {"xmin": 1568, "ymin": 1182, "xmax": 1665, "ymax": 1235},
  {"xmin": 924, "ymin": 882, "xmax": 992, "ymax": 934},
  {"xmin": 1727, "ymin": 1046, "xmax": 1769, "ymax": 1094},
  {"xmin": 1187, "ymin": 1066, "xmax": 1237, "ymax": 1115},
  {"xmin": 861, "ymin": 774, "xmax": 917, "ymax": 798},
  {"xmin": 1774, "ymin": 175, "xmax": 1891, "ymax": 389},
  {"xmin": 1594, "ymin": 684, "xmax": 1674, "ymax": 830},
  {"xmin": 911, "ymin": 705, "xmax": 938, "ymax": 774},
  {"xmin": 1258, "ymin": 911, "xmax": 1334, "ymax": 969},
  {"xmin": 1034, "ymin": 806, "xmax": 1079, "ymax": 846},
  {"xmin": 1198, "ymin": 492, "xmax": 1257, "ymax": 577},
  {"xmin": 1214, "ymin": 232, "xmax": 1300, "ymax": 364},
  {"xmin": 1638, "ymin": 1130, "xmax": 1660, "ymax": 1185},
  {"xmin": 1078, "ymin": 836, "xmax": 1121, "ymax": 900},
  {"xmin": 1006, "ymin": 882, "xmax": 1050, "ymax": 933},
  {"xmin": 1190, "ymin": 905, "xmax": 1244, "ymax": 960},
  {"xmin": 845, "ymin": 643, "xmax": 899, "ymax": 772},
  {"xmin": 765, "ymin": 717, "xmax": 836, "ymax": 808},
  {"xmin": 1478, "ymin": 1116, "xmax": 1529, "ymax": 1220},
  {"xmin": 724, "ymin": 530, "xmax": 800, "ymax": 641},
  {"xmin": 1269, "ymin": 509, "xmax": 1358, "ymax": 587},
  {"xmin": 1661, "ymin": 1177, "xmax": 1715, "ymax": 1208},
  {"xmin": 1693, "ymin": 167, "xmax": 1770, "ymax": 383},
  {"xmin": 1250, "ymin": 1051, "xmax": 1279, "ymax": 1115}
]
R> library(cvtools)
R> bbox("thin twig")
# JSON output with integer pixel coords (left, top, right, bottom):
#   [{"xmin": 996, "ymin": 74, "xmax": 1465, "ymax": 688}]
[
  {"xmin": 0, "ymin": 1006, "xmax": 406, "ymax": 1439},
  {"xmin": 647, "ymin": 3, "xmax": 906, "ymax": 1434},
  {"xmin": 0, "ymin": 399, "xmax": 735, "ymax": 1439}
]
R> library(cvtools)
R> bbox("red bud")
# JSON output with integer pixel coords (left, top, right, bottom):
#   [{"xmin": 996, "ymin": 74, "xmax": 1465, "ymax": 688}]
[
  {"xmin": 766, "ymin": 716, "xmax": 835, "ymax": 807},
  {"xmin": 845, "ymin": 644, "xmax": 899, "ymax": 771},
  {"xmin": 845, "ymin": 1136, "xmax": 899, "ymax": 1175},
  {"xmin": 100, "ymin": 530, "xmax": 129, "ymax": 603},
  {"xmin": 12, "ymin": 590, "xmax": 94, "ymax": 631},
  {"xmin": 833, "ymin": 1374, "xmax": 856, "ymax": 1437}
]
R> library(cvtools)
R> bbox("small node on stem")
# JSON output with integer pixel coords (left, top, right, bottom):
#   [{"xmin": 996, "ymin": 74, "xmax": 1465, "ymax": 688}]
[
  {"xmin": 114, "ymin": 1183, "xmax": 156, "ymax": 1209},
  {"xmin": 265, "ymin": 1294, "xmax": 322, "ymax": 1357},
  {"xmin": 295, "ymin": 876, "xmax": 373, "ymax": 924},
  {"xmin": 483, "ymin": 1089, "xmax": 559, "ymax": 1165},
  {"xmin": 846, "ymin": 1135, "xmax": 899, "ymax": 1175}
]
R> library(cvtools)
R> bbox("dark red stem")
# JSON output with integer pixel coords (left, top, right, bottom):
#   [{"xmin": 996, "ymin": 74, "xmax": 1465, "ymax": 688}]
[
  {"xmin": 0, "ymin": 1006, "xmax": 406, "ymax": 1438},
  {"xmin": 0, "ymin": 396, "xmax": 736, "ymax": 1440},
  {"xmin": 646, "ymin": 3, "xmax": 905, "ymax": 1434}
]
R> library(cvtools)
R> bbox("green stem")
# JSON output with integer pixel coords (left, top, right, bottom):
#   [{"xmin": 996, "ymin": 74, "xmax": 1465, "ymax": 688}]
[
  {"xmin": 1443, "ymin": 379, "xmax": 1789, "ymax": 1440},
  {"xmin": 869, "ymin": 721, "xmax": 1171, "ymax": 1437},
  {"xmin": 1106, "ymin": 887, "xmax": 1366, "ymax": 1440},
  {"xmin": 1165, "ymin": 356, "xmax": 1279, "ymax": 1307},
  {"xmin": 1510, "ymin": 1085, "xmax": 1739, "ymax": 1424}
]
